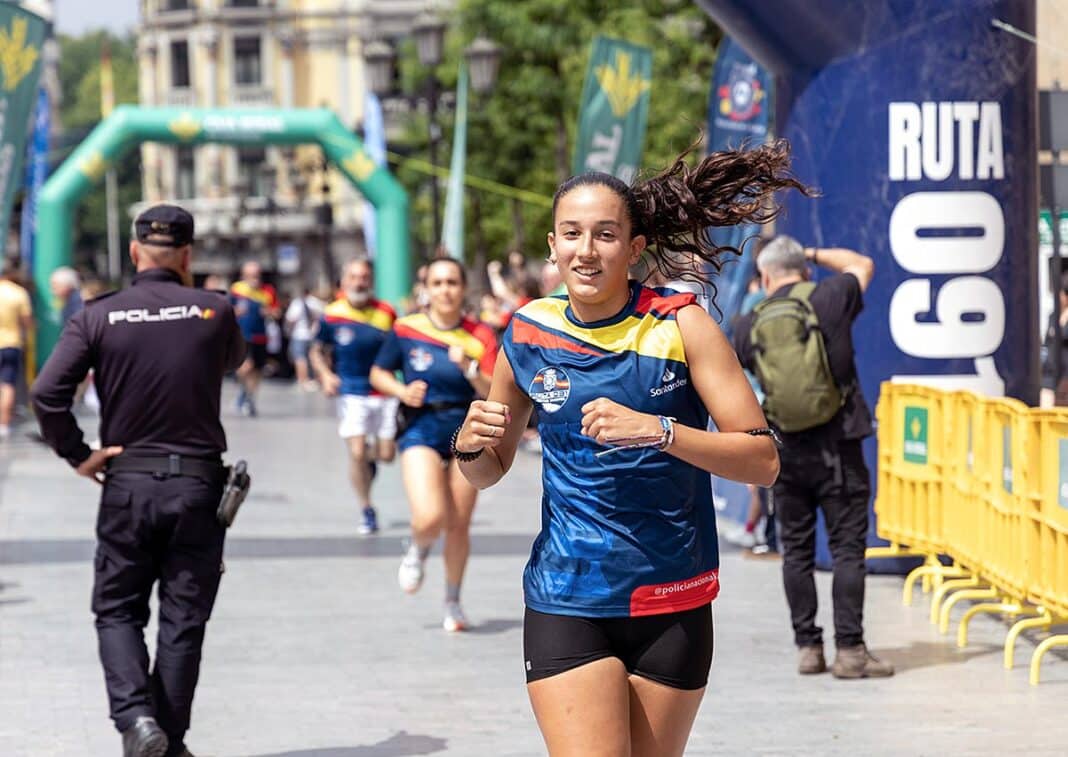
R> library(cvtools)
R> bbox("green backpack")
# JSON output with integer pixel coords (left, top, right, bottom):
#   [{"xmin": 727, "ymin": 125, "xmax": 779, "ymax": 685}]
[{"xmin": 749, "ymin": 282, "xmax": 844, "ymax": 433}]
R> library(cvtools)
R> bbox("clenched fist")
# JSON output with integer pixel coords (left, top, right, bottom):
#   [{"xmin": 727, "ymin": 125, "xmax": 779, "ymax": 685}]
[
  {"xmin": 401, "ymin": 380, "xmax": 428, "ymax": 408},
  {"xmin": 580, "ymin": 397, "xmax": 661, "ymax": 447},
  {"xmin": 457, "ymin": 400, "xmax": 512, "ymax": 453}
]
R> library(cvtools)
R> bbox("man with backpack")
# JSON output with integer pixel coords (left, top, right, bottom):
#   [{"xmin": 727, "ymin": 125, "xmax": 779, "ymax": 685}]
[{"xmin": 732, "ymin": 235, "xmax": 894, "ymax": 680}]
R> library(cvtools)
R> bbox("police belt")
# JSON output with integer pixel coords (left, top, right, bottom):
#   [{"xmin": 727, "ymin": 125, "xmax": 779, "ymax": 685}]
[{"xmin": 107, "ymin": 453, "xmax": 227, "ymax": 483}]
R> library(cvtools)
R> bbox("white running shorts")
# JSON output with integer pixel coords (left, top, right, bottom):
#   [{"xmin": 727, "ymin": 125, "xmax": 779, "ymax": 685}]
[{"xmin": 337, "ymin": 394, "xmax": 399, "ymax": 440}]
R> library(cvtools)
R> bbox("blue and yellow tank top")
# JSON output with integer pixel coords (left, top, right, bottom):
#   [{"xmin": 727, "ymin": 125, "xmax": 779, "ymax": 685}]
[{"xmin": 503, "ymin": 281, "xmax": 720, "ymax": 618}]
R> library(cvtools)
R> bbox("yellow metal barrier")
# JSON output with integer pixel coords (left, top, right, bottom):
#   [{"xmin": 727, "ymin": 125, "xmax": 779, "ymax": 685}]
[{"xmin": 874, "ymin": 384, "xmax": 1068, "ymax": 684}]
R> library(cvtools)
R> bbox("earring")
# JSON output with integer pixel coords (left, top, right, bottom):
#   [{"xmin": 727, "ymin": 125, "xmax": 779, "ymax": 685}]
[{"xmin": 547, "ymin": 255, "xmax": 557, "ymax": 264}]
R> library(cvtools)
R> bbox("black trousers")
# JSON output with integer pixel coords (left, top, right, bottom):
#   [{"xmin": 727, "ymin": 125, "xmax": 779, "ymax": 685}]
[
  {"xmin": 773, "ymin": 439, "xmax": 870, "ymax": 648},
  {"xmin": 92, "ymin": 471, "xmax": 225, "ymax": 748}
]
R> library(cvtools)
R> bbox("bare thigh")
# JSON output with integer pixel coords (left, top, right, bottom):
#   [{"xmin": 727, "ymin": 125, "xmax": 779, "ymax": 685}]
[
  {"xmin": 400, "ymin": 447, "xmax": 451, "ymax": 532},
  {"xmin": 628, "ymin": 675, "xmax": 705, "ymax": 757},
  {"xmin": 528, "ymin": 657, "xmax": 632, "ymax": 757}
]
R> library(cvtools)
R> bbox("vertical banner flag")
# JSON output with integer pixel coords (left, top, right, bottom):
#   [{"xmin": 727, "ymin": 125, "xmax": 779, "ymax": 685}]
[
  {"xmin": 441, "ymin": 62, "xmax": 468, "ymax": 261},
  {"xmin": 20, "ymin": 85, "xmax": 49, "ymax": 272},
  {"xmin": 572, "ymin": 36, "xmax": 652, "ymax": 183},
  {"xmin": 100, "ymin": 40, "xmax": 115, "ymax": 116},
  {"xmin": 361, "ymin": 90, "xmax": 387, "ymax": 258},
  {"xmin": 0, "ymin": 5, "xmax": 47, "ymax": 254},
  {"xmin": 706, "ymin": 36, "xmax": 772, "ymax": 334}
]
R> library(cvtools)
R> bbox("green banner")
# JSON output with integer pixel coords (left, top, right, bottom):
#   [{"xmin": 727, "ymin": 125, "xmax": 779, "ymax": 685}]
[
  {"xmin": 572, "ymin": 36, "xmax": 652, "ymax": 183},
  {"xmin": 0, "ymin": 4, "xmax": 46, "ymax": 254},
  {"xmin": 441, "ymin": 63, "xmax": 468, "ymax": 261},
  {"xmin": 903, "ymin": 406, "xmax": 928, "ymax": 464}
]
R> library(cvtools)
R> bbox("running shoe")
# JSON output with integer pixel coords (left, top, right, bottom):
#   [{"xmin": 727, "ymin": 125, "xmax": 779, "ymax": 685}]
[
  {"xmin": 443, "ymin": 601, "xmax": 468, "ymax": 632},
  {"xmin": 397, "ymin": 544, "xmax": 426, "ymax": 594},
  {"xmin": 357, "ymin": 506, "xmax": 379, "ymax": 536}
]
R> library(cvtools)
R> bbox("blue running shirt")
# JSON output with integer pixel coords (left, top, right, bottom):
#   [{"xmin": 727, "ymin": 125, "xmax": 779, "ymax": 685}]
[
  {"xmin": 316, "ymin": 298, "xmax": 396, "ymax": 396},
  {"xmin": 374, "ymin": 313, "xmax": 497, "ymax": 406},
  {"xmin": 229, "ymin": 281, "xmax": 278, "ymax": 345},
  {"xmin": 503, "ymin": 282, "xmax": 720, "ymax": 618}
]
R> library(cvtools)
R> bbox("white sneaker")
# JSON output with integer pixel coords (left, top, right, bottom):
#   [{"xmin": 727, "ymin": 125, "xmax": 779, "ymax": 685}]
[
  {"xmin": 443, "ymin": 601, "xmax": 468, "ymax": 632},
  {"xmin": 724, "ymin": 524, "xmax": 757, "ymax": 549},
  {"xmin": 397, "ymin": 545, "xmax": 425, "ymax": 594},
  {"xmin": 0, "ymin": 425, "xmax": 9, "ymax": 440}
]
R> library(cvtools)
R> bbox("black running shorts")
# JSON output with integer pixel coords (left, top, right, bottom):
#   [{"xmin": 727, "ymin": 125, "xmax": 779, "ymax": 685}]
[{"xmin": 523, "ymin": 604, "xmax": 714, "ymax": 690}]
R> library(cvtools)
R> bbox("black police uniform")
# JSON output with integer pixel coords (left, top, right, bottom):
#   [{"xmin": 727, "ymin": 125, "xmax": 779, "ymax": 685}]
[{"xmin": 31, "ymin": 210, "xmax": 245, "ymax": 755}]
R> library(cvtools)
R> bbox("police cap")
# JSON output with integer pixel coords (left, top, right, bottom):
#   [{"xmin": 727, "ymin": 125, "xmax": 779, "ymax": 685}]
[{"xmin": 134, "ymin": 204, "xmax": 195, "ymax": 248}]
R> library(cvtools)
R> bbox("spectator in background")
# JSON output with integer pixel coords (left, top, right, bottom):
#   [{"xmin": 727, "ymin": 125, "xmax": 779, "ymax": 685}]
[
  {"xmin": 285, "ymin": 287, "xmax": 324, "ymax": 391},
  {"xmin": 203, "ymin": 274, "xmax": 228, "ymax": 292},
  {"xmin": 1040, "ymin": 271, "xmax": 1068, "ymax": 407},
  {"xmin": 49, "ymin": 266, "xmax": 82, "ymax": 327},
  {"xmin": 230, "ymin": 261, "xmax": 279, "ymax": 416},
  {"xmin": 733, "ymin": 236, "xmax": 891, "ymax": 679},
  {"xmin": 0, "ymin": 259, "xmax": 33, "ymax": 439},
  {"xmin": 540, "ymin": 260, "xmax": 565, "ymax": 297}
]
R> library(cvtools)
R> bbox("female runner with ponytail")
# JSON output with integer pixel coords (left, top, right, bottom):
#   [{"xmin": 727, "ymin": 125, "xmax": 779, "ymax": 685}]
[{"xmin": 453, "ymin": 140, "xmax": 812, "ymax": 756}]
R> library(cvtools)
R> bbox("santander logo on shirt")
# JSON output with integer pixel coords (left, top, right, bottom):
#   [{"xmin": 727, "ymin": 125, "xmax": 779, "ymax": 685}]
[{"xmin": 650, "ymin": 366, "xmax": 687, "ymax": 397}]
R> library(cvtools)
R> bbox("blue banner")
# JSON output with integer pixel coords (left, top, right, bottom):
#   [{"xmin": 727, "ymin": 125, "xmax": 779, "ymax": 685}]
[
  {"xmin": 361, "ymin": 91, "xmax": 386, "ymax": 258},
  {"xmin": 706, "ymin": 37, "xmax": 771, "ymax": 335},
  {"xmin": 20, "ymin": 86, "xmax": 49, "ymax": 273}
]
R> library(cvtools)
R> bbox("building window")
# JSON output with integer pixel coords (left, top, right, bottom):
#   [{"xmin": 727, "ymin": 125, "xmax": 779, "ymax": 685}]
[
  {"xmin": 227, "ymin": 0, "xmax": 260, "ymax": 7},
  {"xmin": 233, "ymin": 36, "xmax": 262, "ymax": 86},
  {"xmin": 170, "ymin": 40, "xmax": 190, "ymax": 88},
  {"xmin": 163, "ymin": 0, "xmax": 192, "ymax": 10},
  {"xmin": 176, "ymin": 146, "xmax": 195, "ymax": 199},
  {"xmin": 238, "ymin": 147, "xmax": 267, "ymax": 197}
]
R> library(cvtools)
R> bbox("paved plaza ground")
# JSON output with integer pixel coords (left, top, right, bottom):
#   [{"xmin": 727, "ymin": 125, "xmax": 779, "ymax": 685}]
[{"xmin": 2, "ymin": 383, "xmax": 1068, "ymax": 756}]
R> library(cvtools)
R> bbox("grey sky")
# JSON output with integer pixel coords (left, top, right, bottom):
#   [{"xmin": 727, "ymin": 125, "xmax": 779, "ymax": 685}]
[{"xmin": 53, "ymin": 0, "xmax": 139, "ymax": 36}]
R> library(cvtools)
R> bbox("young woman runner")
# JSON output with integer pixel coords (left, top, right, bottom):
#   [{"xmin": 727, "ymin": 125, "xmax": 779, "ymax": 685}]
[{"xmin": 453, "ymin": 140, "xmax": 809, "ymax": 756}]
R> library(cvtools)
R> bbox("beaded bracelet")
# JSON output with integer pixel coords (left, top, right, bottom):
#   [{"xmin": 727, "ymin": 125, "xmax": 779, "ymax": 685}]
[
  {"xmin": 595, "ymin": 416, "xmax": 676, "ymax": 458},
  {"xmin": 450, "ymin": 426, "xmax": 484, "ymax": 462},
  {"xmin": 746, "ymin": 427, "xmax": 783, "ymax": 448}
]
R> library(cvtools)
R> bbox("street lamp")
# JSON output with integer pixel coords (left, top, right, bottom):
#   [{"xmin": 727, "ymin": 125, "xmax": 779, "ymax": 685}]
[
  {"xmin": 464, "ymin": 36, "xmax": 502, "ymax": 95},
  {"xmin": 363, "ymin": 24, "xmax": 502, "ymax": 257},
  {"xmin": 411, "ymin": 12, "xmax": 447, "ymax": 251}
]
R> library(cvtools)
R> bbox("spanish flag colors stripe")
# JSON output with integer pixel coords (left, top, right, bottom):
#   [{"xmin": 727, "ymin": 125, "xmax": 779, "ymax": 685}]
[
  {"xmin": 514, "ymin": 296, "xmax": 689, "ymax": 365},
  {"xmin": 230, "ymin": 280, "xmax": 276, "ymax": 306},
  {"xmin": 395, "ymin": 313, "xmax": 489, "ymax": 362},
  {"xmin": 323, "ymin": 299, "xmax": 395, "ymax": 332}
]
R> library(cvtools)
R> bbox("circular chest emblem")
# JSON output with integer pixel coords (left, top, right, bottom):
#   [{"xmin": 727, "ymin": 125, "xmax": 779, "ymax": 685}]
[
  {"xmin": 409, "ymin": 347, "xmax": 434, "ymax": 372},
  {"xmin": 336, "ymin": 327, "xmax": 355, "ymax": 346},
  {"xmin": 529, "ymin": 366, "xmax": 571, "ymax": 413}
]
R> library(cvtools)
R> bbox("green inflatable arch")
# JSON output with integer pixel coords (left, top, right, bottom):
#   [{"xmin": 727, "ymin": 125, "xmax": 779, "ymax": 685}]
[{"xmin": 34, "ymin": 105, "xmax": 411, "ymax": 361}]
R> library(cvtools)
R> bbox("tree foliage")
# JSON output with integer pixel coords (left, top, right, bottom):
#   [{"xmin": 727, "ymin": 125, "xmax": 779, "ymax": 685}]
[
  {"xmin": 56, "ymin": 31, "xmax": 140, "ymax": 270},
  {"xmin": 388, "ymin": 0, "xmax": 721, "ymax": 266}
]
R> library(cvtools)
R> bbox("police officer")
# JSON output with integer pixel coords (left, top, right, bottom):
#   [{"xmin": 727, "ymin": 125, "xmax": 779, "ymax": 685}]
[{"xmin": 31, "ymin": 204, "xmax": 245, "ymax": 757}]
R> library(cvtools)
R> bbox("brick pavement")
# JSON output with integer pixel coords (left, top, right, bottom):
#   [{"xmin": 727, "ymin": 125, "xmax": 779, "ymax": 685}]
[{"xmin": 1, "ymin": 383, "xmax": 1066, "ymax": 756}]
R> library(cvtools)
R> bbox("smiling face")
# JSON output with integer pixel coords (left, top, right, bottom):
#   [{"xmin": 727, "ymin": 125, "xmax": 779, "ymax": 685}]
[
  {"xmin": 548, "ymin": 184, "xmax": 646, "ymax": 318},
  {"xmin": 425, "ymin": 259, "xmax": 466, "ymax": 320}
]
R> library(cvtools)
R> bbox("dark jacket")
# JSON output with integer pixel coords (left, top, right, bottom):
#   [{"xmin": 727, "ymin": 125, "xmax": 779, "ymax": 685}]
[{"xmin": 32, "ymin": 268, "xmax": 246, "ymax": 466}]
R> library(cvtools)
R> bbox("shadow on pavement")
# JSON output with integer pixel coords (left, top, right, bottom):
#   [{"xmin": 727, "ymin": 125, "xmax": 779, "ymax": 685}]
[
  {"xmin": 466, "ymin": 617, "xmax": 523, "ymax": 635},
  {"xmin": 871, "ymin": 640, "xmax": 1000, "ymax": 673},
  {"xmin": 249, "ymin": 730, "xmax": 447, "ymax": 757},
  {"xmin": 0, "ymin": 533, "xmax": 535, "ymax": 565}
]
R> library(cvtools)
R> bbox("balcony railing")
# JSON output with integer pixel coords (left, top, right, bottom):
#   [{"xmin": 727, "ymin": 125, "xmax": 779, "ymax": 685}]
[
  {"xmin": 230, "ymin": 86, "xmax": 275, "ymax": 107},
  {"xmin": 165, "ymin": 89, "xmax": 197, "ymax": 108}
]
